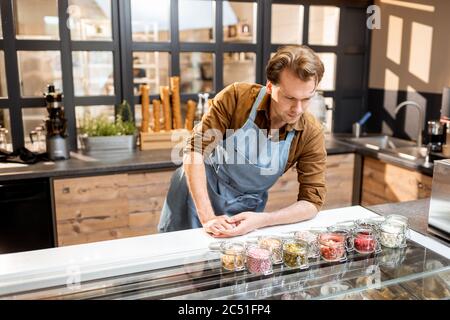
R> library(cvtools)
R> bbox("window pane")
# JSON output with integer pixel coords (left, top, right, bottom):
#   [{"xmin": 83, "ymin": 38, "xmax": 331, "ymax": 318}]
[
  {"xmin": 68, "ymin": 0, "xmax": 112, "ymax": 41},
  {"xmin": 324, "ymin": 97, "xmax": 334, "ymax": 133},
  {"xmin": 0, "ymin": 109, "xmax": 12, "ymax": 152},
  {"xmin": 22, "ymin": 107, "xmax": 47, "ymax": 151},
  {"xmin": 179, "ymin": 0, "xmax": 215, "ymax": 42},
  {"xmin": 133, "ymin": 52, "xmax": 171, "ymax": 95},
  {"xmin": 14, "ymin": 0, "xmax": 59, "ymax": 40},
  {"xmin": 223, "ymin": 1, "xmax": 257, "ymax": 44},
  {"xmin": 0, "ymin": 7, "xmax": 3, "ymax": 39},
  {"xmin": 308, "ymin": 6, "xmax": 340, "ymax": 46},
  {"xmin": 317, "ymin": 53, "xmax": 336, "ymax": 91},
  {"xmin": 271, "ymin": 4, "xmax": 304, "ymax": 44},
  {"xmin": 223, "ymin": 52, "xmax": 256, "ymax": 87},
  {"xmin": 180, "ymin": 52, "xmax": 214, "ymax": 93},
  {"xmin": 72, "ymin": 51, "xmax": 114, "ymax": 96},
  {"xmin": 131, "ymin": 0, "xmax": 170, "ymax": 42},
  {"xmin": 18, "ymin": 51, "xmax": 62, "ymax": 97},
  {"xmin": 0, "ymin": 51, "xmax": 7, "ymax": 98}
]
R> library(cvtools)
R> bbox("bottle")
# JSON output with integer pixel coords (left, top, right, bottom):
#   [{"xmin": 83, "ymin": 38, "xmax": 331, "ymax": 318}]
[{"xmin": 195, "ymin": 93, "xmax": 204, "ymax": 122}]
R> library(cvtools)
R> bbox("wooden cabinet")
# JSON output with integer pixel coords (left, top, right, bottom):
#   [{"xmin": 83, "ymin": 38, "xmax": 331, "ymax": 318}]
[
  {"xmin": 53, "ymin": 153, "xmax": 356, "ymax": 246},
  {"xmin": 53, "ymin": 170, "xmax": 173, "ymax": 246},
  {"xmin": 361, "ymin": 157, "xmax": 432, "ymax": 206},
  {"xmin": 265, "ymin": 153, "xmax": 356, "ymax": 212}
]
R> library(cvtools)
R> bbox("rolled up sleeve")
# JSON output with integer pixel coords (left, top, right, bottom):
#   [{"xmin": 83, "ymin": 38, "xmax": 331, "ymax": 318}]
[{"xmin": 296, "ymin": 128, "xmax": 327, "ymax": 211}]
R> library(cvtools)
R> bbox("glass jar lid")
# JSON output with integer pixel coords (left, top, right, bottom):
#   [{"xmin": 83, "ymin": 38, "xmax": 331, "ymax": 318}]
[
  {"xmin": 318, "ymin": 232, "xmax": 346, "ymax": 246},
  {"xmin": 380, "ymin": 220, "xmax": 406, "ymax": 234},
  {"xmin": 220, "ymin": 241, "xmax": 245, "ymax": 255},
  {"xmin": 294, "ymin": 230, "xmax": 319, "ymax": 244},
  {"xmin": 246, "ymin": 245, "xmax": 271, "ymax": 259},
  {"xmin": 386, "ymin": 214, "xmax": 408, "ymax": 227}
]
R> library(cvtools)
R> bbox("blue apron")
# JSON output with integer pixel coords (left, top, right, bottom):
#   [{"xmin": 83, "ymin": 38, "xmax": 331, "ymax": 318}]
[{"xmin": 158, "ymin": 87, "xmax": 296, "ymax": 232}]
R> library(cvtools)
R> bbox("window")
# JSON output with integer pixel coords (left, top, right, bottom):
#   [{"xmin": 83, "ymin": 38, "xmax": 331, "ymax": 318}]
[
  {"xmin": 72, "ymin": 51, "xmax": 114, "ymax": 96},
  {"xmin": 180, "ymin": 52, "xmax": 214, "ymax": 93},
  {"xmin": 133, "ymin": 52, "xmax": 171, "ymax": 95},
  {"xmin": 0, "ymin": 109, "xmax": 12, "ymax": 151},
  {"xmin": 131, "ymin": 0, "xmax": 170, "ymax": 42},
  {"xmin": 0, "ymin": 51, "xmax": 7, "ymax": 98},
  {"xmin": 179, "ymin": 0, "xmax": 215, "ymax": 42},
  {"xmin": 1, "ymin": 0, "xmax": 370, "ymax": 150},
  {"xmin": 68, "ymin": 0, "xmax": 112, "ymax": 41},
  {"xmin": 17, "ymin": 51, "xmax": 62, "ymax": 97},
  {"xmin": 223, "ymin": 1, "xmax": 257, "ymax": 44},
  {"xmin": 308, "ymin": 6, "xmax": 340, "ymax": 46},
  {"xmin": 223, "ymin": 52, "xmax": 256, "ymax": 86},
  {"xmin": 14, "ymin": 0, "xmax": 59, "ymax": 40},
  {"xmin": 271, "ymin": 4, "xmax": 304, "ymax": 44}
]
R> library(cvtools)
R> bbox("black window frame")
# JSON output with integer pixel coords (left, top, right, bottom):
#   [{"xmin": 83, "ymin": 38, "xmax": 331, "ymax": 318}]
[{"xmin": 0, "ymin": 0, "xmax": 372, "ymax": 152}]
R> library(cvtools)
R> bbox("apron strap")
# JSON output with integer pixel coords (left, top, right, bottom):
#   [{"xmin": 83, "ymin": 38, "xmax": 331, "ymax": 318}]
[{"xmin": 249, "ymin": 86, "xmax": 267, "ymax": 121}]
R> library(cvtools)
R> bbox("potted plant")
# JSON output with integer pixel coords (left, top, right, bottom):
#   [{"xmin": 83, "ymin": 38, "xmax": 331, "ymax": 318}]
[{"xmin": 79, "ymin": 100, "xmax": 137, "ymax": 152}]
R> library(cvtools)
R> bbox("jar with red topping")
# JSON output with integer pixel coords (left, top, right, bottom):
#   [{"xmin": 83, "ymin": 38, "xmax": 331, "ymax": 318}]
[
  {"xmin": 245, "ymin": 245, "xmax": 273, "ymax": 275},
  {"xmin": 318, "ymin": 232, "xmax": 347, "ymax": 262},
  {"xmin": 327, "ymin": 225, "xmax": 354, "ymax": 252},
  {"xmin": 353, "ymin": 228, "xmax": 382, "ymax": 254}
]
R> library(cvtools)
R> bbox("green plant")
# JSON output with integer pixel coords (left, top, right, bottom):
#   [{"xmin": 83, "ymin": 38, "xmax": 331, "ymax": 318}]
[{"xmin": 79, "ymin": 100, "xmax": 136, "ymax": 137}]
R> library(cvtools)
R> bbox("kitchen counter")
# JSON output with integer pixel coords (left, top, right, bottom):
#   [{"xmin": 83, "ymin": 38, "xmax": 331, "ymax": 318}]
[
  {"xmin": 1, "ymin": 205, "xmax": 448, "ymax": 299},
  {"xmin": 0, "ymin": 135, "xmax": 354, "ymax": 182}
]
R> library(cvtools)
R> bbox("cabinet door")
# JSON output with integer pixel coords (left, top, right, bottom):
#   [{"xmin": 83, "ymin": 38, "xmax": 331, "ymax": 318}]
[
  {"xmin": 361, "ymin": 157, "xmax": 432, "ymax": 206},
  {"xmin": 53, "ymin": 170, "xmax": 175, "ymax": 246},
  {"xmin": 127, "ymin": 170, "xmax": 173, "ymax": 235},
  {"xmin": 265, "ymin": 154, "xmax": 355, "ymax": 212},
  {"xmin": 53, "ymin": 174, "xmax": 129, "ymax": 246}
]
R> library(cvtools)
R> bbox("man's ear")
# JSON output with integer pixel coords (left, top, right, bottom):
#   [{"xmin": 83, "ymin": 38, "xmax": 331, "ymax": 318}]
[{"xmin": 266, "ymin": 80, "xmax": 272, "ymax": 94}]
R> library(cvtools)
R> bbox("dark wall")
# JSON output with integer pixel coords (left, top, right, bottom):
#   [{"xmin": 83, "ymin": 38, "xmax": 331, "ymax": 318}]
[{"xmin": 367, "ymin": 88, "xmax": 443, "ymax": 144}]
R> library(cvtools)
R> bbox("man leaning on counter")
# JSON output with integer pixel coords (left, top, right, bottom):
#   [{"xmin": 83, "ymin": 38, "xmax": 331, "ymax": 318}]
[{"xmin": 158, "ymin": 45, "xmax": 327, "ymax": 238}]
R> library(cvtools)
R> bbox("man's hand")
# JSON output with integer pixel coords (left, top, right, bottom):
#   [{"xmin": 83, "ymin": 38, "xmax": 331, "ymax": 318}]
[
  {"xmin": 212, "ymin": 212, "xmax": 268, "ymax": 238},
  {"xmin": 203, "ymin": 215, "xmax": 236, "ymax": 236}
]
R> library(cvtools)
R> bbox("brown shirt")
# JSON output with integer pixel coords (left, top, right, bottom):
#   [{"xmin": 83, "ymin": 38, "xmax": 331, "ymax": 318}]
[{"xmin": 185, "ymin": 82, "xmax": 327, "ymax": 211}]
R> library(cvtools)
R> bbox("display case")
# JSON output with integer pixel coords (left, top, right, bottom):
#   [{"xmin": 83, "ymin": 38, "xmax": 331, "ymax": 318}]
[{"xmin": 2, "ymin": 238, "xmax": 448, "ymax": 300}]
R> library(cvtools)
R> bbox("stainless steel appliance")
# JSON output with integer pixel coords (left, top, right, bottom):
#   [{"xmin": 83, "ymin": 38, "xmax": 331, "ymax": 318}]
[
  {"xmin": 427, "ymin": 121, "xmax": 445, "ymax": 152},
  {"xmin": 428, "ymin": 159, "xmax": 450, "ymax": 241}
]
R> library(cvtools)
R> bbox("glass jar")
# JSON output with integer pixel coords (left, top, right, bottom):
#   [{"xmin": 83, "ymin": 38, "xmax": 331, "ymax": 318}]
[
  {"xmin": 245, "ymin": 245, "xmax": 273, "ymax": 275},
  {"xmin": 282, "ymin": 239, "xmax": 309, "ymax": 269},
  {"xmin": 318, "ymin": 232, "xmax": 347, "ymax": 262},
  {"xmin": 327, "ymin": 225, "xmax": 354, "ymax": 252},
  {"xmin": 334, "ymin": 220, "xmax": 357, "ymax": 231},
  {"xmin": 294, "ymin": 230, "xmax": 320, "ymax": 258},
  {"xmin": 379, "ymin": 220, "xmax": 408, "ymax": 248},
  {"xmin": 258, "ymin": 235, "xmax": 283, "ymax": 264},
  {"xmin": 353, "ymin": 228, "xmax": 381, "ymax": 254},
  {"xmin": 220, "ymin": 241, "xmax": 246, "ymax": 271}
]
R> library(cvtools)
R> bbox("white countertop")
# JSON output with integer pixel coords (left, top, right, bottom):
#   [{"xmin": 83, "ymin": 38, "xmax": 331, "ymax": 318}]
[{"xmin": 1, "ymin": 205, "xmax": 449, "ymax": 296}]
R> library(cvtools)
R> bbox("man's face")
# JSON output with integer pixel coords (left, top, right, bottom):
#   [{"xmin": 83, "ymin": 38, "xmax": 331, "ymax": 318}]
[{"xmin": 266, "ymin": 69, "xmax": 317, "ymax": 125}]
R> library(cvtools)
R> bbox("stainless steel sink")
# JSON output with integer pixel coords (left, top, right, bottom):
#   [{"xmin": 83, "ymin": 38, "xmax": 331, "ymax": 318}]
[
  {"xmin": 346, "ymin": 135, "xmax": 416, "ymax": 150},
  {"xmin": 344, "ymin": 135, "xmax": 429, "ymax": 162}
]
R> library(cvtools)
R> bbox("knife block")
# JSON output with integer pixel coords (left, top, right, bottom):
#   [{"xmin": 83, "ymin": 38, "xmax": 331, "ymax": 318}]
[{"xmin": 139, "ymin": 129, "xmax": 191, "ymax": 151}]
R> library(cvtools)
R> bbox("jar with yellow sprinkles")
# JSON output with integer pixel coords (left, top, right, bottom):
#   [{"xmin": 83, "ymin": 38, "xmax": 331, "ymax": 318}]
[
  {"xmin": 220, "ymin": 241, "xmax": 246, "ymax": 271},
  {"xmin": 282, "ymin": 239, "xmax": 309, "ymax": 269}
]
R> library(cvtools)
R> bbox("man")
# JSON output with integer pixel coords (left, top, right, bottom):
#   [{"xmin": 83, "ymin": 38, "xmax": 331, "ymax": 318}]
[{"xmin": 158, "ymin": 45, "xmax": 326, "ymax": 238}]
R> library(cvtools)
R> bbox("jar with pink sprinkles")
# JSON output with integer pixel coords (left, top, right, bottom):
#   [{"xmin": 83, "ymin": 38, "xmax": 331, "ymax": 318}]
[{"xmin": 245, "ymin": 245, "xmax": 273, "ymax": 275}]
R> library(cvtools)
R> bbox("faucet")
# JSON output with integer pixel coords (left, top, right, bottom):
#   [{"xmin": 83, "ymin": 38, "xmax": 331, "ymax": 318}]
[{"xmin": 394, "ymin": 101, "xmax": 424, "ymax": 147}]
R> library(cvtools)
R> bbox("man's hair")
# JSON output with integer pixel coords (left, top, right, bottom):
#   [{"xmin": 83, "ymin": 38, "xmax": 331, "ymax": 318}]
[{"xmin": 266, "ymin": 45, "xmax": 324, "ymax": 87}]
